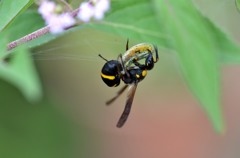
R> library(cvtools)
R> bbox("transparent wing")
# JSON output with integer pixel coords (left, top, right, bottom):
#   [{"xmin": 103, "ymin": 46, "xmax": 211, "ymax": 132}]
[
  {"xmin": 116, "ymin": 83, "xmax": 138, "ymax": 128},
  {"xmin": 106, "ymin": 85, "xmax": 128, "ymax": 105}
]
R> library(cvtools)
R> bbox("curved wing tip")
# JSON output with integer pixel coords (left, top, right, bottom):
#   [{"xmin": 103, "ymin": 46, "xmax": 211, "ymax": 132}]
[
  {"xmin": 116, "ymin": 123, "xmax": 124, "ymax": 128},
  {"xmin": 116, "ymin": 119, "xmax": 127, "ymax": 128}
]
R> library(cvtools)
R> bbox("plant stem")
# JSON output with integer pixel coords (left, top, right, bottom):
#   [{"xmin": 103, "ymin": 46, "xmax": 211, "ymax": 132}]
[
  {"xmin": 7, "ymin": 8, "xmax": 79, "ymax": 51},
  {"xmin": 7, "ymin": 26, "xmax": 50, "ymax": 51}
]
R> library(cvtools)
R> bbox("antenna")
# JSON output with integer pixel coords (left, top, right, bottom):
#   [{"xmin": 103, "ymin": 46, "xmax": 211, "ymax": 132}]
[{"xmin": 98, "ymin": 54, "xmax": 108, "ymax": 62}]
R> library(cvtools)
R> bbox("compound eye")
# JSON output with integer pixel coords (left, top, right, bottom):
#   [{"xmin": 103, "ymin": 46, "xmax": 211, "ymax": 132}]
[{"xmin": 101, "ymin": 74, "xmax": 120, "ymax": 87}]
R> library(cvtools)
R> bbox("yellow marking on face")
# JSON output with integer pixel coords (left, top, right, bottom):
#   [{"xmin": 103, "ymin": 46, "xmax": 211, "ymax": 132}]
[
  {"xmin": 142, "ymin": 70, "xmax": 147, "ymax": 77},
  {"xmin": 136, "ymin": 74, "xmax": 140, "ymax": 78},
  {"xmin": 101, "ymin": 73, "xmax": 115, "ymax": 80}
]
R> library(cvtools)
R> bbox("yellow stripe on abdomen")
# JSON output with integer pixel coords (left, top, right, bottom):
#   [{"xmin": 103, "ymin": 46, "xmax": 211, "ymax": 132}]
[{"xmin": 101, "ymin": 73, "xmax": 115, "ymax": 80}]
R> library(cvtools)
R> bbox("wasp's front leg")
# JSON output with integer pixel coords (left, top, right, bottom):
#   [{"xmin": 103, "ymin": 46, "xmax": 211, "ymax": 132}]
[{"xmin": 144, "ymin": 51, "xmax": 154, "ymax": 70}]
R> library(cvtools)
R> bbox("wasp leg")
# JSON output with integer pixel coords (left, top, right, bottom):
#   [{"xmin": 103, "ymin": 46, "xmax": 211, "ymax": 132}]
[
  {"xmin": 153, "ymin": 45, "xmax": 159, "ymax": 63},
  {"xmin": 145, "ymin": 50, "xmax": 154, "ymax": 70},
  {"xmin": 106, "ymin": 85, "xmax": 128, "ymax": 105},
  {"xmin": 117, "ymin": 83, "xmax": 137, "ymax": 128},
  {"xmin": 131, "ymin": 50, "xmax": 154, "ymax": 70},
  {"xmin": 131, "ymin": 57, "xmax": 146, "ymax": 69},
  {"xmin": 126, "ymin": 38, "xmax": 129, "ymax": 51},
  {"xmin": 118, "ymin": 54, "xmax": 130, "ymax": 77}
]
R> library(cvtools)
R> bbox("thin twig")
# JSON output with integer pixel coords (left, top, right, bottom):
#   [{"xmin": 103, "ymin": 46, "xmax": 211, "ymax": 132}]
[
  {"xmin": 7, "ymin": 26, "xmax": 50, "ymax": 51},
  {"xmin": 7, "ymin": 8, "xmax": 79, "ymax": 51}
]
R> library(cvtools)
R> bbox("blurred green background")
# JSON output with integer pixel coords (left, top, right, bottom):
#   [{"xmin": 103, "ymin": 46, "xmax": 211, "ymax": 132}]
[{"xmin": 1, "ymin": 0, "xmax": 240, "ymax": 158}]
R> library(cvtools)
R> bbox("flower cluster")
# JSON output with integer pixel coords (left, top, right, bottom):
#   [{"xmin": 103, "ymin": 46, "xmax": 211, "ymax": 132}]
[
  {"xmin": 78, "ymin": 0, "xmax": 110, "ymax": 22},
  {"xmin": 38, "ymin": 1, "xmax": 75, "ymax": 33},
  {"xmin": 38, "ymin": 0, "xmax": 110, "ymax": 34}
]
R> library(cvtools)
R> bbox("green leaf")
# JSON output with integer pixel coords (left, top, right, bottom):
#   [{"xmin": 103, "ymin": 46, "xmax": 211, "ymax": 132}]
[
  {"xmin": 0, "ymin": 0, "xmax": 34, "ymax": 31},
  {"xmin": 193, "ymin": 0, "xmax": 240, "ymax": 64},
  {"xmin": 0, "ymin": 8, "xmax": 43, "ymax": 102},
  {"xmin": 209, "ymin": 23, "xmax": 240, "ymax": 64},
  {"xmin": 0, "ymin": 45, "xmax": 42, "ymax": 102},
  {"xmin": 0, "ymin": 32, "xmax": 8, "ymax": 59},
  {"xmin": 154, "ymin": 0, "xmax": 224, "ymax": 132},
  {"xmin": 0, "ymin": 83, "xmax": 74, "ymax": 158},
  {"xmin": 20, "ymin": 0, "xmax": 170, "ymax": 49},
  {"xmin": 236, "ymin": 0, "xmax": 240, "ymax": 12},
  {"xmin": 6, "ymin": 9, "xmax": 45, "ymax": 42},
  {"xmin": 87, "ymin": 0, "xmax": 170, "ymax": 48}
]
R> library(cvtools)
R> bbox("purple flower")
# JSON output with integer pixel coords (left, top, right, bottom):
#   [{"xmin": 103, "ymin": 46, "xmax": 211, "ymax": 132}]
[
  {"xmin": 77, "ymin": 2, "xmax": 95, "ymax": 22},
  {"xmin": 38, "ymin": 0, "xmax": 76, "ymax": 34},
  {"xmin": 47, "ymin": 14, "xmax": 75, "ymax": 33},
  {"xmin": 38, "ymin": 0, "xmax": 55, "ymax": 18},
  {"xmin": 38, "ymin": 0, "xmax": 111, "ymax": 33},
  {"xmin": 77, "ymin": 0, "xmax": 110, "ymax": 22}
]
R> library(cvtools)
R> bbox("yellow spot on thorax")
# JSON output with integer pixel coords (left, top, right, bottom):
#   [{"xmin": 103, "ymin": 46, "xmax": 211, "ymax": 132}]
[
  {"xmin": 101, "ymin": 73, "xmax": 115, "ymax": 80},
  {"xmin": 142, "ymin": 70, "xmax": 147, "ymax": 77}
]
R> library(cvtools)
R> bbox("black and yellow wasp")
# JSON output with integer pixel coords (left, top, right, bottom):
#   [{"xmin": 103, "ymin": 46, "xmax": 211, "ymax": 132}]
[{"xmin": 99, "ymin": 40, "xmax": 159, "ymax": 128}]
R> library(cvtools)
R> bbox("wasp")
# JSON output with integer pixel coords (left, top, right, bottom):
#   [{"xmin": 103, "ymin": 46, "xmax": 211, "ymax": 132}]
[{"xmin": 99, "ymin": 40, "xmax": 159, "ymax": 128}]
